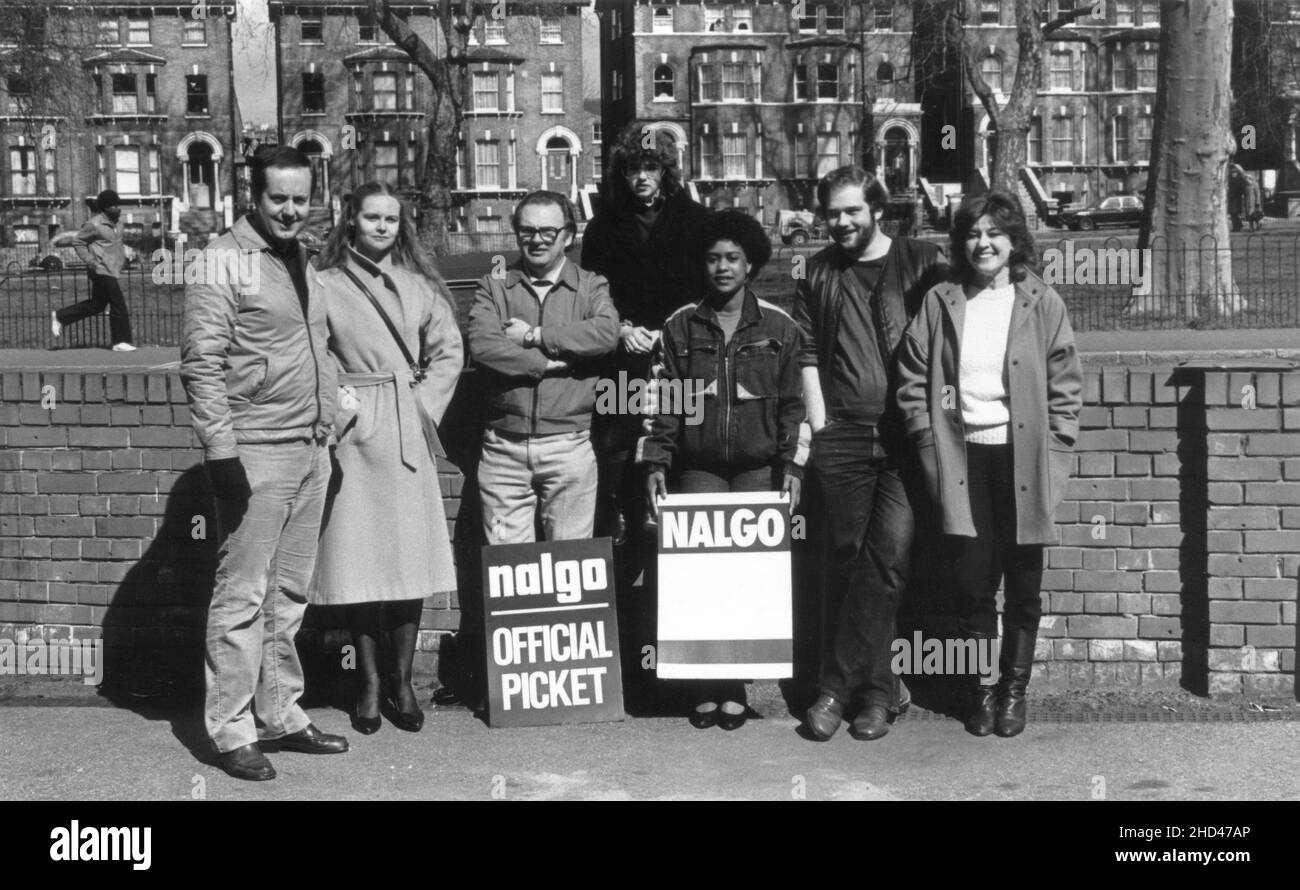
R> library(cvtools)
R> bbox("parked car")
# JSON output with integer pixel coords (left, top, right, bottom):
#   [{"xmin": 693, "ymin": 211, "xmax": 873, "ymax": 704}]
[
  {"xmin": 776, "ymin": 209, "xmax": 824, "ymax": 245},
  {"xmin": 1060, "ymin": 195, "xmax": 1144, "ymax": 231}
]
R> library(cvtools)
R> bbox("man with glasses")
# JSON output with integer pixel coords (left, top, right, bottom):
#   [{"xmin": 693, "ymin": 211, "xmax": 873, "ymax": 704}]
[{"xmin": 468, "ymin": 190, "xmax": 620, "ymax": 543}]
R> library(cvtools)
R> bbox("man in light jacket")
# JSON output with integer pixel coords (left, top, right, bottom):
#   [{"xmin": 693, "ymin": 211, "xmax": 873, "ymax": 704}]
[
  {"xmin": 468, "ymin": 191, "xmax": 620, "ymax": 543},
  {"xmin": 180, "ymin": 146, "xmax": 346, "ymax": 782},
  {"xmin": 51, "ymin": 189, "xmax": 135, "ymax": 351}
]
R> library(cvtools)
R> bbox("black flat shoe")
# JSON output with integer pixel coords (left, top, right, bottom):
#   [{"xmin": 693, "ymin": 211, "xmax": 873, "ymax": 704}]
[
  {"xmin": 384, "ymin": 697, "xmax": 425, "ymax": 733},
  {"xmin": 717, "ymin": 704, "xmax": 747, "ymax": 731},
  {"xmin": 431, "ymin": 686, "xmax": 463, "ymax": 707},
  {"xmin": 689, "ymin": 704, "xmax": 718, "ymax": 729},
  {"xmin": 351, "ymin": 712, "xmax": 382, "ymax": 735}
]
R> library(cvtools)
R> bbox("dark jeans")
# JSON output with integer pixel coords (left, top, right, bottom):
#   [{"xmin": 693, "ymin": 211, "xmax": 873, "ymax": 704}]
[
  {"xmin": 948, "ymin": 443, "xmax": 1044, "ymax": 638},
  {"xmin": 56, "ymin": 272, "xmax": 133, "ymax": 345},
  {"xmin": 811, "ymin": 423, "xmax": 912, "ymax": 708},
  {"xmin": 675, "ymin": 464, "xmax": 778, "ymax": 706}
]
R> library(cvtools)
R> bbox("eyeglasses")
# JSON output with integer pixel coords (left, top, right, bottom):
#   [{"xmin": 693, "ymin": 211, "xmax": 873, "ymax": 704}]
[{"xmin": 516, "ymin": 226, "xmax": 563, "ymax": 243}]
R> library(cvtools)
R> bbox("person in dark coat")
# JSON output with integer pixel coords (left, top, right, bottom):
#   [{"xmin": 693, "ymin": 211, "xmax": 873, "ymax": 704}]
[
  {"xmin": 581, "ymin": 123, "xmax": 710, "ymax": 712},
  {"xmin": 581, "ymin": 123, "xmax": 711, "ymax": 543}
]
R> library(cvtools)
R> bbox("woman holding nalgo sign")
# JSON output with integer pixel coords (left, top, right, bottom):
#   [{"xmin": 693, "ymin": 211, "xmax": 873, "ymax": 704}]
[
  {"xmin": 896, "ymin": 190, "xmax": 1082, "ymax": 739},
  {"xmin": 642, "ymin": 210, "xmax": 808, "ymax": 730}
]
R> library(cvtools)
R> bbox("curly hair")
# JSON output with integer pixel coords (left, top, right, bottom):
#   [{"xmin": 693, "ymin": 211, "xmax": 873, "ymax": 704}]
[
  {"xmin": 949, "ymin": 189, "xmax": 1037, "ymax": 284},
  {"xmin": 606, "ymin": 121, "xmax": 683, "ymax": 209},
  {"xmin": 698, "ymin": 209, "xmax": 772, "ymax": 278}
]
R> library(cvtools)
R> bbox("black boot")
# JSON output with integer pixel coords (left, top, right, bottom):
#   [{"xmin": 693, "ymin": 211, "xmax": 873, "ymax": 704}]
[
  {"xmin": 995, "ymin": 627, "xmax": 1038, "ymax": 738},
  {"xmin": 965, "ymin": 676, "xmax": 998, "ymax": 737},
  {"xmin": 958, "ymin": 633, "xmax": 997, "ymax": 736}
]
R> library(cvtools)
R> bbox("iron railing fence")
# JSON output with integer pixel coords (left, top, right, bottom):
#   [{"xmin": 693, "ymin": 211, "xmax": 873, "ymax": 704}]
[{"xmin": 3, "ymin": 232, "xmax": 1297, "ymax": 348}]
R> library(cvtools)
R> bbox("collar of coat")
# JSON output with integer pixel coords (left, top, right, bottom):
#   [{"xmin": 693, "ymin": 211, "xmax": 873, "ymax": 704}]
[
  {"xmin": 90, "ymin": 213, "xmax": 119, "ymax": 235},
  {"xmin": 503, "ymin": 255, "xmax": 580, "ymax": 293},
  {"xmin": 686, "ymin": 287, "xmax": 764, "ymax": 332},
  {"xmin": 230, "ymin": 214, "xmax": 310, "ymax": 265},
  {"xmin": 599, "ymin": 189, "xmax": 695, "ymax": 246},
  {"xmin": 927, "ymin": 269, "xmax": 1051, "ymax": 335},
  {"xmin": 345, "ymin": 244, "xmax": 394, "ymax": 279}
]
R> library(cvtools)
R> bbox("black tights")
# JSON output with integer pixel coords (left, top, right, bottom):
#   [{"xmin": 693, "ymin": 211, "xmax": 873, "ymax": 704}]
[{"xmin": 348, "ymin": 599, "xmax": 423, "ymax": 716}]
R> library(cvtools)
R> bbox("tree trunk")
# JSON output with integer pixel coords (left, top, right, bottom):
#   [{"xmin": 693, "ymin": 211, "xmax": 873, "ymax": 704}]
[
  {"xmin": 1128, "ymin": 0, "xmax": 1240, "ymax": 321},
  {"xmin": 953, "ymin": 0, "xmax": 1086, "ymax": 193},
  {"xmin": 374, "ymin": 0, "xmax": 472, "ymax": 257}
]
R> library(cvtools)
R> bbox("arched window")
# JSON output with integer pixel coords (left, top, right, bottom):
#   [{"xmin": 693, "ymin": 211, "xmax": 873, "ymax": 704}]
[
  {"xmin": 981, "ymin": 55, "xmax": 1003, "ymax": 92},
  {"xmin": 654, "ymin": 64, "xmax": 675, "ymax": 100},
  {"xmin": 876, "ymin": 61, "xmax": 894, "ymax": 82}
]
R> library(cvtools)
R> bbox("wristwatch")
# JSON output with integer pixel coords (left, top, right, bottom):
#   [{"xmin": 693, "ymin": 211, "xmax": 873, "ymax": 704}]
[{"xmin": 524, "ymin": 326, "xmax": 539, "ymax": 348}]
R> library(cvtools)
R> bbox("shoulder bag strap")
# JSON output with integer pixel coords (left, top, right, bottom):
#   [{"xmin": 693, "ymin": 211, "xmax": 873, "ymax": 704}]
[{"xmin": 340, "ymin": 264, "xmax": 427, "ymax": 382}]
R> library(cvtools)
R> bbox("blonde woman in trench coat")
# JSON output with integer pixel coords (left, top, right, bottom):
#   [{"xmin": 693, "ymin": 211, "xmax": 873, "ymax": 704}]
[
  {"xmin": 897, "ymin": 190, "xmax": 1082, "ymax": 740},
  {"xmin": 311, "ymin": 182, "xmax": 464, "ymax": 734}
]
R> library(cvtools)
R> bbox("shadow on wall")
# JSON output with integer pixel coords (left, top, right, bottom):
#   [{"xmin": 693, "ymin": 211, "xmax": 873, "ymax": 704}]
[
  {"xmin": 1171, "ymin": 367, "xmax": 1209, "ymax": 697},
  {"xmin": 98, "ymin": 464, "xmax": 217, "ymax": 763},
  {"xmin": 432, "ymin": 366, "xmax": 489, "ymax": 709}
]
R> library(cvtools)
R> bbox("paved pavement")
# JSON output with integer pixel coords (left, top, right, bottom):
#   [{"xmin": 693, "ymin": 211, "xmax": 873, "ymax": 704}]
[{"xmin": 1, "ymin": 697, "xmax": 1296, "ymax": 801}]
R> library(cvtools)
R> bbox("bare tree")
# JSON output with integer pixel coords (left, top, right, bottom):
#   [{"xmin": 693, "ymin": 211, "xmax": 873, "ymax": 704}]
[
  {"xmin": 939, "ymin": 0, "xmax": 1093, "ymax": 191},
  {"xmin": 0, "ymin": 3, "xmax": 99, "ymax": 203},
  {"xmin": 1126, "ymin": 0, "xmax": 1241, "ymax": 321},
  {"xmin": 367, "ymin": 0, "xmax": 497, "ymax": 256}
]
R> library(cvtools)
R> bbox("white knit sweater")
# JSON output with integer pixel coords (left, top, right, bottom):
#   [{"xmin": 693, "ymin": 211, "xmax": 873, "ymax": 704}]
[{"xmin": 959, "ymin": 283, "xmax": 1016, "ymax": 444}]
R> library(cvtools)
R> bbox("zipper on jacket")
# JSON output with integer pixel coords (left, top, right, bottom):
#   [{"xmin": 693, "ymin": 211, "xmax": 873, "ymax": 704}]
[{"xmin": 722, "ymin": 331, "xmax": 732, "ymax": 466}]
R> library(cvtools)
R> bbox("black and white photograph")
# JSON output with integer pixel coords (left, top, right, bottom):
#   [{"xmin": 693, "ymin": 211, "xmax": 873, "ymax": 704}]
[{"xmin": 0, "ymin": 0, "xmax": 1296, "ymax": 864}]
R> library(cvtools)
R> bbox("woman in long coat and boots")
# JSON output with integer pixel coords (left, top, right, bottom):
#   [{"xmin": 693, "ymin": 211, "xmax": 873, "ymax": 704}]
[
  {"xmin": 896, "ymin": 190, "xmax": 1081, "ymax": 738},
  {"xmin": 311, "ymin": 182, "xmax": 463, "ymax": 734}
]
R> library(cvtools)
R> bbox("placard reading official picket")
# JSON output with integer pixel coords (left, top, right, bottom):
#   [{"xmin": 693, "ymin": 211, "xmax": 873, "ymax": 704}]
[
  {"xmin": 482, "ymin": 537, "xmax": 624, "ymax": 728},
  {"xmin": 656, "ymin": 493, "xmax": 793, "ymax": 680}
]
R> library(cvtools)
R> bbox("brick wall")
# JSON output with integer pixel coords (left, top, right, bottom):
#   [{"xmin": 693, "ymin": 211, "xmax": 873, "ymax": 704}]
[
  {"xmin": 1, "ymin": 362, "xmax": 1297, "ymax": 700},
  {"xmin": 1030, "ymin": 364, "xmax": 1298, "ymax": 698}
]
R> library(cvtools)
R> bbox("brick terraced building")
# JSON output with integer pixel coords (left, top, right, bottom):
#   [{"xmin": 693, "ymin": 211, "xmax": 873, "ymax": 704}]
[{"xmin": 0, "ymin": 1, "xmax": 241, "ymax": 262}]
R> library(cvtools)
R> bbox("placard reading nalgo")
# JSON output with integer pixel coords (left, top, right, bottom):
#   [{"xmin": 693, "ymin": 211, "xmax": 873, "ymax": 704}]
[
  {"xmin": 482, "ymin": 537, "xmax": 624, "ymax": 728},
  {"xmin": 656, "ymin": 493, "xmax": 793, "ymax": 680}
]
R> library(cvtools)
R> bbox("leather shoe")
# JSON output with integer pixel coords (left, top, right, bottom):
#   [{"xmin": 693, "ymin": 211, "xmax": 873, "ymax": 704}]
[
  {"xmin": 848, "ymin": 704, "xmax": 891, "ymax": 741},
  {"xmin": 805, "ymin": 694, "xmax": 845, "ymax": 741},
  {"xmin": 384, "ymin": 698, "xmax": 425, "ymax": 733},
  {"xmin": 717, "ymin": 704, "xmax": 748, "ymax": 731},
  {"xmin": 270, "ymin": 724, "xmax": 349, "ymax": 754},
  {"xmin": 351, "ymin": 713, "xmax": 382, "ymax": 735},
  {"xmin": 689, "ymin": 704, "xmax": 718, "ymax": 729},
  {"xmin": 966, "ymin": 685, "xmax": 998, "ymax": 737},
  {"xmin": 218, "ymin": 743, "xmax": 275, "ymax": 781},
  {"xmin": 889, "ymin": 681, "xmax": 911, "ymax": 721}
]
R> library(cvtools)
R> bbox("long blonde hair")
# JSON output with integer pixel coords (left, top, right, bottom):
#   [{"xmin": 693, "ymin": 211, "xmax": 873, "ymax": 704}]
[{"xmin": 317, "ymin": 182, "xmax": 452, "ymax": 302}]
